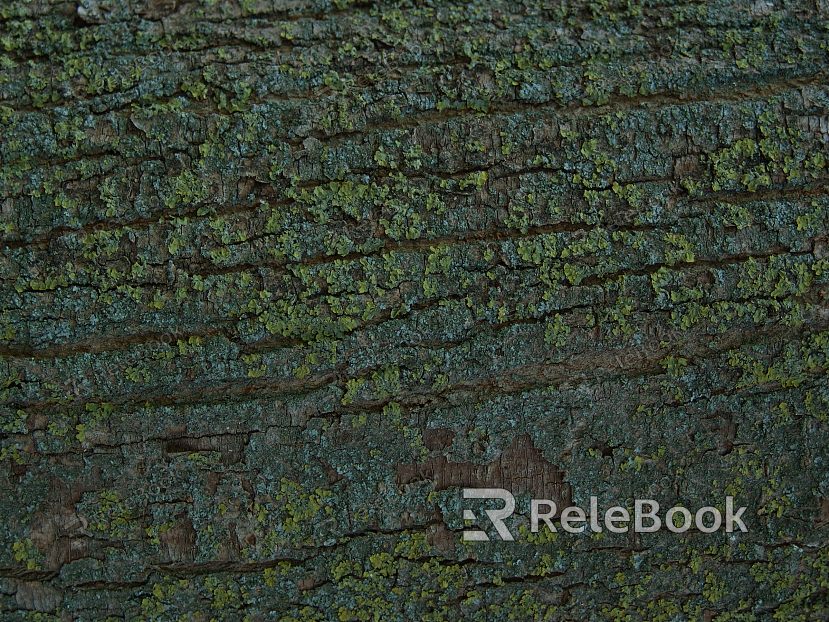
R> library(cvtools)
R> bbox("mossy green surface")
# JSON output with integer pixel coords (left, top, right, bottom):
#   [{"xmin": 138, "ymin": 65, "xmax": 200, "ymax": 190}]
[{"xmin": 2, "ymin": 0, "xmax": 829, "ymax": 619}]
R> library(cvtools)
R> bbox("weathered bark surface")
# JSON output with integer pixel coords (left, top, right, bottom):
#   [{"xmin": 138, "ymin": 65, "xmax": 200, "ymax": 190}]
[{"xmin": 1, "ymin": 0, "xmax": 829, "ymax": 619}]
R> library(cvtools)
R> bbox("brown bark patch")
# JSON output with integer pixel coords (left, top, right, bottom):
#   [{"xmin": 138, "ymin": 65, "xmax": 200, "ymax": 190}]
[
  {"xmin": 427, "ymin": 521, "xmax": 456, "ymax": 553},
  {"xmin": 160, "ymin": 519, "xmax": 197, "ymax": 563},
  {"xmin": 165, "ymin": 432, "xmax": 249, "ymax": 464},
  {"xmin": 14, "ymin": 581, "xmax": 62, "ymax": 613},
  {"xmin": 424, "ymin": 428, "xmax": 456, "ymax": 451},
  {"xmin": 395, "ymin": 434, "xmax": 570, "ymax": 505}
]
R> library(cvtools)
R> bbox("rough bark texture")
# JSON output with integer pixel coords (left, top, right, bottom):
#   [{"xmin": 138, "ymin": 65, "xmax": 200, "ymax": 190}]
[{"xmin": 1, "ymin": 0, "xmax": 829, "ymax": 619}]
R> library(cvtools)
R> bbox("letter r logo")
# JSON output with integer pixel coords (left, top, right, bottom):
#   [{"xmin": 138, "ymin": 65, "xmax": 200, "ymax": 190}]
[{"xmin": 462, "ymin": 488, "xmax": 515, "ymax": 541}]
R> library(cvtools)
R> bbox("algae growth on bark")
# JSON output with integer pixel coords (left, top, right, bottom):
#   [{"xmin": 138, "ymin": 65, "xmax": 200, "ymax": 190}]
[{"xmin": 1, "ymin": 0, "xmax": 829, "ymax": 619}]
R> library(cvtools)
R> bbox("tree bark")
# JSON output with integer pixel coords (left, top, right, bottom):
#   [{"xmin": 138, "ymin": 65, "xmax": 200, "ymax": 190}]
[{"xmin": 2, "ymin": 0, "xmax": 829, "ymax": 619}]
